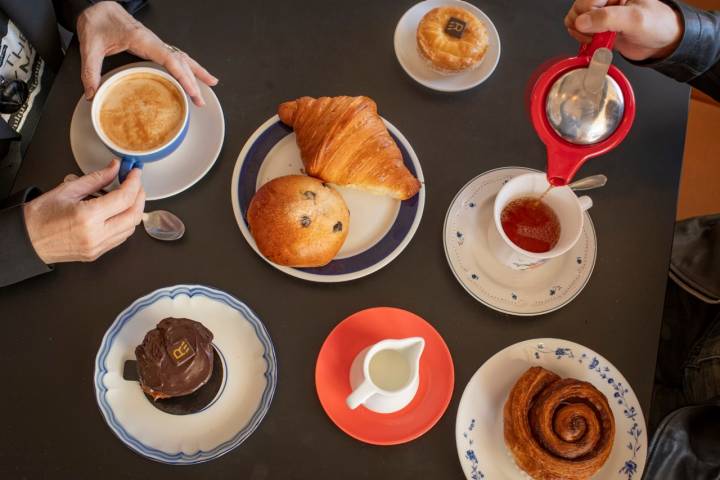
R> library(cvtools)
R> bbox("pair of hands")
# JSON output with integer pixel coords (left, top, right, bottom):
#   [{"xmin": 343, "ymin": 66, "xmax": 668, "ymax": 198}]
[
  {"xmin": 23, "ymin": 0, "xmax": 686, "ymax": 265},
  {"xmin": 24, "ymin": 2, "xmax": 218, "ymax": 264}
]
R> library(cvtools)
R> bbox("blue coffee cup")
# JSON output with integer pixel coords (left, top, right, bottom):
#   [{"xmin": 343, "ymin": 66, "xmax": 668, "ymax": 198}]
[{"xmin": 91, "ymin": 66, "xmax": 190, "ymax": 182}]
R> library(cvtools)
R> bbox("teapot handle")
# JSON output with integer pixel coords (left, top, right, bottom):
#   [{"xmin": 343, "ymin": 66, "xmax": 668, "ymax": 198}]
[{"xmin": 579, "ymin": 31, "xmax": 616, "ymax": 58}]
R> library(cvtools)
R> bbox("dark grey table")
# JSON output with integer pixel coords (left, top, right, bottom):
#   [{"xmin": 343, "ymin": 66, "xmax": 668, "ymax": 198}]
[{"xmin": 0, "ymin": 1, "xmax": 688, "ymax": 478}]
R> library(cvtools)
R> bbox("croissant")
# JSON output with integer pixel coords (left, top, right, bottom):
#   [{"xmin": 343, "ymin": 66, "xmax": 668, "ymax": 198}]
[
  {"xmin": 503, "ymin": 366, "xmax": 615, "ymax": 480},
  {"xmin": 277, "ymin": 96, "xmax": 421, "ymax": 200}
]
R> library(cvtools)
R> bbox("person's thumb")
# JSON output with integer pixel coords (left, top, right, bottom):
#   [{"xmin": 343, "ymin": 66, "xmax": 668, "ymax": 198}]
[
  {"xmin": 64, "ymin": 159, "xmax": 119, "ymax": 198},
  {"xmin": 80, "ymin": 41, "xmax": 105, "ymax": 100},
  {"xmin": 575, "ymin": 6, "xmax": 634, "ymax": 34}
]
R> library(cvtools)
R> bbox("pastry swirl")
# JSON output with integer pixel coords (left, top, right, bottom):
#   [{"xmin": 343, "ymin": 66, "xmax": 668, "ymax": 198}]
[{"xmin": 503, "ymin": 366, "xmax": 615, "ymax": 480}]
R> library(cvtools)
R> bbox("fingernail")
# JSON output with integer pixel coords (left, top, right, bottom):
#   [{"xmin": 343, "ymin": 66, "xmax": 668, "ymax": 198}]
[
  {"xmin": 576, "ymin": 14, "xmax": 592, "ymax": 31},
  {"xmin": 210, "ymin": 76, "xmax": 219, "ymax": 85},
  {"xmin": 85, "ymin": 88, "xmax": 95, "ymax": 100}
]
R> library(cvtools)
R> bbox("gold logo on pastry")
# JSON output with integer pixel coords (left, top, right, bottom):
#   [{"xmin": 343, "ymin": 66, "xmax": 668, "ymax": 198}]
[
  {"xmin": 445, "ymin": 17, "xmax": 467, "ymax": 38},
  {"xmin": 169, "ymin": 339, "xmax": 195, "ymax": 365}
]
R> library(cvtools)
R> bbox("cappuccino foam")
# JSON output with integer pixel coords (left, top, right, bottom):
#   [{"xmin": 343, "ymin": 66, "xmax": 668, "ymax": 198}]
[{"xmin": 99, "ymin": 73, "xmax": 185, "ymax": 152}]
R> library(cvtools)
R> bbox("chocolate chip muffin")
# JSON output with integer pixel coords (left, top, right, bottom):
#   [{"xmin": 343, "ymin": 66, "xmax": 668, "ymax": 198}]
[{"xmin": 247, "ymin": 175, "xmax": 350, "ymax": 267}]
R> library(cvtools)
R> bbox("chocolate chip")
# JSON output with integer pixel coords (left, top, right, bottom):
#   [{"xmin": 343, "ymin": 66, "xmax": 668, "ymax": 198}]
[
  {"xmin": 304, "ymin": 191, "xmax": 316, "ymax": 200},
  {"xmin": 333, "ymin": 221, "xmax": 343, "ymax": 233},
  {"xmin": 322, "ymin": 182, "xmax": 330, "ymax": 188},
  {"xmin": 300, "ymin": 215, "xmax": 312, "ymax": 227}
]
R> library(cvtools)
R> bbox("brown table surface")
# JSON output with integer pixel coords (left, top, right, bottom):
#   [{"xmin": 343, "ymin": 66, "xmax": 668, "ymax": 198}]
[{"xmin": 0, "ymin": 0, "xmax": 688, "ymax": 478}]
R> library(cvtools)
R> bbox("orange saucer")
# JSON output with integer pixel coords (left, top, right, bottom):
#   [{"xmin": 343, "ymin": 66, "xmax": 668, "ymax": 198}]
[{"xmin": 315, "ymin": 307, "xmax": 454, "ymax": 445}]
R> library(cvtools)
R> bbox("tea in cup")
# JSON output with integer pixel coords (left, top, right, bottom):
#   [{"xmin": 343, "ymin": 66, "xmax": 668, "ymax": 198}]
[
  {"xmin": 346, "ymin": 337, "xmax": 424, "ymax": 414},
  {"xmin": 91, "ymin": 66, "xmax": 190, "ymax": 182},
  {"xmin": 488, "ymin": 173, "xmax": 592, "ymax": 270}
]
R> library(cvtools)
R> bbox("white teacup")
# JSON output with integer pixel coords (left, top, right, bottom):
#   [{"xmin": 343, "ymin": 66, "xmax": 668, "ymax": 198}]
[
  {"xmin": 487, "ymin": 173, "xmax": 592, "ymax": 270},
  {"xmin": 346, "ymin": 337, "xmax": 425, "ymax": 414}
]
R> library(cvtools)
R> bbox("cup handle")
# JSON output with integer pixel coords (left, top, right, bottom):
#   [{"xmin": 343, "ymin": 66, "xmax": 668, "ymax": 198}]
[
  {"xmin": 346, "ymin": 380, "xmax": 376, "ymax": 410},
  {"xmin": 119, "ymin": 156, "xmax": 143, "ymax": 183},
  {"xmin": 578, "ymin": 195, "xmax": 593, "ymax": 211}
]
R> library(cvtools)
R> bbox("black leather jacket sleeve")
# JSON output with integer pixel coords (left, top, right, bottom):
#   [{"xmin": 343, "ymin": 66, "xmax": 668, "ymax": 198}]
[
  {"xmin": 0, "ymin": 188, "xmax": 52, "ymax": 288},
  {"xmin": 632, "ymin": 0, "xmax": 720, "ymax": 101}
]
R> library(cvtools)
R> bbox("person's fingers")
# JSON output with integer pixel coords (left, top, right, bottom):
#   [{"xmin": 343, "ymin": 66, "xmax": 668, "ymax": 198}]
[
  {"xmin": 86, "ymin": 168, "xmax": 142, "ymax": 219},
  {"xmin": 575, "ymin": 5, "xmax": 636, "ymax": 34},
  {"xmin": 87, "ymin": 225, "xmax": 137, "ymax": 262},
  {"xmin": 567, "ymin": 27, "xmax": 593, "ymax": 44},
  {"xmin": 183, "ymin": 54, "xmax": 218, "ymax": 86},
  {"xmin": 163, "ymin": 53, "xmax": 205, "ymax": 106},
  {"xmin": 80, "ymin": 39, "xmax": 106, "ymax": 100},
  {"xmin": 566, "ymin": 0, "xmax": 628, "ymax": 31},
  {"xmin": 64, "ymin": 159, "xmax": 119, "ymax": 198},
  {"xmin": 105, "ymin": 186, "xmax": 146, "ymax": 235}
]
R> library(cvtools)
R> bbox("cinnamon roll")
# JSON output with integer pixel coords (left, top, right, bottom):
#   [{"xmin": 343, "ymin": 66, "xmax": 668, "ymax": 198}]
[{"xmin": 503, "ymin": 366, "xmax": 615, "ymax": 480}]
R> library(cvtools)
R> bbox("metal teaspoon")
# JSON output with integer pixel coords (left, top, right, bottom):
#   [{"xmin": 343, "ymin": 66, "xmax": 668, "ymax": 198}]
[{"xmin": 568, "ymin": 174, "xmax": 608, "ymax": 191}]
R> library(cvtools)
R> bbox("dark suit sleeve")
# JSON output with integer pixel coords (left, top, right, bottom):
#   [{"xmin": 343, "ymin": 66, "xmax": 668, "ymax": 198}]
[
  {"xmin": 629, "ymin": 0, "xmax": 720, "ymax": 101},
  {"xmin": 52, "ymin": 0, "xmax": 149, "ymax": 33},
  {"xmin": 0, "ymin": 188, "xmax": 52, "ymax": 288}
]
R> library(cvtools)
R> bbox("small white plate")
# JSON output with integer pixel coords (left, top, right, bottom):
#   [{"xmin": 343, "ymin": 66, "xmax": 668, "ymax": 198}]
[
  {"xmin": 394, "ymin": 0, "xmax": 501, "ymax": 92},
  {"xmin": 94, "ymin": 285, "xmax": 277, "ymax": 465},
  {"xmin": 456, "ymin": 338, "xmax": 647, "ymax": 480},
  {"xmin": 70, "ymin": 62, "xmax": 225, "ymax": 200},
  {"xmin": 444, "ymin": 167, "xmax": 597, "ymax": 316},
  {"xmin": 231, "ymin": 115, "xmax": 425, "ymax": 283}
]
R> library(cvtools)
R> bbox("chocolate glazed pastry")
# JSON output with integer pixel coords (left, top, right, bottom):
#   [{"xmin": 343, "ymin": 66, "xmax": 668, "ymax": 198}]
[
  {"xmin": 135, "ymin": 318, "xmax": 214, "ymax": 400},
  {"xmin": 503, "ymin": 366, "xmax": 615, "ymax": 480}
]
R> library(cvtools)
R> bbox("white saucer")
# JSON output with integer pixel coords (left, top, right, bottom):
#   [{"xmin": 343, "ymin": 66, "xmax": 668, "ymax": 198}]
[
  {"xmin": 456, "ymin": 338, "xmax": 647, "ymax": 480},
  {"xmin": 394, "ymin": 0, "xmax": 501, "ymax": 92},
  {"xmin": 70, "ymin": 62, "xmax": 225, "ymax": 200},
  {"xmin": 444, "ymin": 167, "xmax": 597, "ymax": 316},
  {"xmin": 231, "ymin": 115, "xmax": 425, "ymax": 283},
  {"xmin": 94, "ymin": 285, "xmax": 277, "ymax": 464}
]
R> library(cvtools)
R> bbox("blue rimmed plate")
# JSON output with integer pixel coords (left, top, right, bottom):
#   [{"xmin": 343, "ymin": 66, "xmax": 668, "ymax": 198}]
[
  {"xmin": 94, "ymin": 285, "xmax": 277, "ymax": 465},
  {"xmin": 455, "ymin": 338, "xmax": 647, "ymax": 480},
  {"xmin": 231, "ymin": 115, "xmax": 425, "ymax": 282}
]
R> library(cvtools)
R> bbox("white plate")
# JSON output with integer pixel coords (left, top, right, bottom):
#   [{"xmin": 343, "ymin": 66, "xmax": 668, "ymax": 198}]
[
  {"xmin": 70, "ymin": 62, "xmax": 225, "ymax": 200},
  {"xmin": 231, "ymin": 115, "xmax": 425, "ymax": 283},
  {"xmin": 94, "ymin": 285, "xmax": 277, "ymax": 464},
  {"xmin": 456, "ymin": 338, "xmax": 647, "ymax": 480},
  {"xmin": 444, "ymin": 167, "xmax": 597, "ymax": 316},
  {"xmin": 394, "ymin": 0, "xmax": 501, "ymax": 92}
]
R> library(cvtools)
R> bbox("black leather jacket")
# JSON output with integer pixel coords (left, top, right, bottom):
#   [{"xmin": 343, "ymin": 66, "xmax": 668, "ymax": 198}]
[{"xmin": 639, "ymin": 0, "xmax": 720, "ymax": 101}]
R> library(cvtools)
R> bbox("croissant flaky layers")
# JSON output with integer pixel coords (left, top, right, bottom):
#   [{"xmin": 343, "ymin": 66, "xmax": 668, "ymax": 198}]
[
  {"xmin": 278, "ymin": 96, "xmax": 421, "ymax": 200},
  {"xmin": 503, "ymin": 366, "xmax": 615, "ymax": 480}
]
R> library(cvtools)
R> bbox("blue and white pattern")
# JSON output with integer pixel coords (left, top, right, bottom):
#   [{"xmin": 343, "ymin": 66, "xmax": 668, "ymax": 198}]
[
  {"xmin": 534, "ymin": 343, "xmax": 643, "ymax": 479},
  {"xmin": 94, "ymin": 285, "xmax": 277, "ymax": 465},
  {"xmin": 231, "ymin": 115, "xmax": 425, "ymax": 283},
  {"xmin": 456, "ymin": 338, "xmax": 646, "ymax": 480},
  {"xmin": 462, "ymin": 419, "xmax": 485, "ymax": 479},
  {"xmin": 443, "ymin": 167, "xmax": 597, "ymax": 316}
]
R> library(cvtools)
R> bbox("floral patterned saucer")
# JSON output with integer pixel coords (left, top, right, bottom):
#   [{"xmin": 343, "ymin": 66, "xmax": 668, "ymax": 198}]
[
  {"xmin": 443, "ymin": 167, "xmax": 597, "ymax": 316},
  {"xmin": 455, "ymin": 338, "xmax": 647, "ymax": 480}
]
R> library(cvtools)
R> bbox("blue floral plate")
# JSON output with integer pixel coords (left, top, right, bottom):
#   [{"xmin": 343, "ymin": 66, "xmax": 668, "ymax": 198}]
[
  {"xmin": 231, "ymin": 115, "xmax": 425, "ymax": 282},
  {"xmin": 94, "ymin": 285, "xmax": 277, "ymax": 465},
  {"xmin": 444, "ymin": 167, "xmax": 597, "ymax": 316},
  {"xmin": 456, "ymin": 338, "xmax": 647, "ymax": 480}
]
